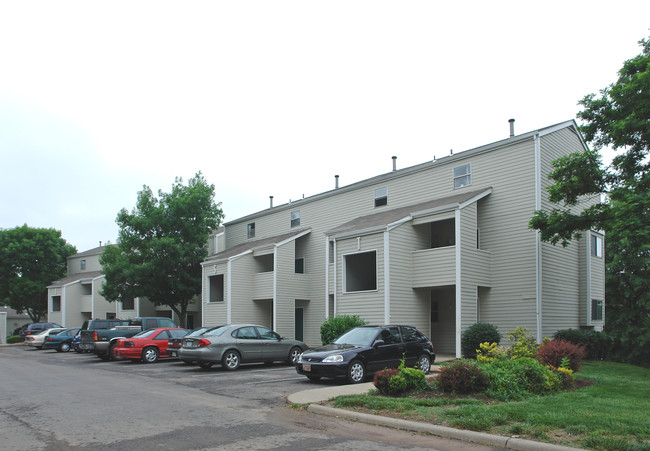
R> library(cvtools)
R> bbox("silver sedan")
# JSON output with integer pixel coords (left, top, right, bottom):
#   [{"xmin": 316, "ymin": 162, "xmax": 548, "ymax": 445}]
[{"xmin": 178, "ymin": 324, "xmax": 308, "ymax": 370}]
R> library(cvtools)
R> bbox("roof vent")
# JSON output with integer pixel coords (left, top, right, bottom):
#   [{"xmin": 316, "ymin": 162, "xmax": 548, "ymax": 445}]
[
  {"xmin": 269, "ymin": 196, "xmax": 274, "ymax": 208},
  {"xmin": 509, "ymin": 118, "xmax": 515, "ymax": 137},
  {"xmin": 392, "ymin": 156, "xmax": 397, "ymax": 172},
  {"xmin": 335, "ymin": 175, "xmax": 339, "ymax": 189}
]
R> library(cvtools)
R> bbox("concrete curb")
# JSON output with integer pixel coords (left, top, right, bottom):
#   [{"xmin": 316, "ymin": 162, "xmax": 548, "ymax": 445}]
[{"xmin": 306, "ymin": 404, "xmax": 584, "ymax": 451}]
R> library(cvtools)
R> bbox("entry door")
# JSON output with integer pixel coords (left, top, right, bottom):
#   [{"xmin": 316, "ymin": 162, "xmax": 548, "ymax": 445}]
[{"xmin": 294, "ymin": 308, "xmax": 304, "ymax": 342}]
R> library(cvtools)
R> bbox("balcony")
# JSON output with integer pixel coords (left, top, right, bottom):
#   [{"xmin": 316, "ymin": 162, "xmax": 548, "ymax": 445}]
[
  {"xmin": 253, "ymin": 271, "xmax": 311, "ymax": 300},
  {"xmin": 411, "ymin": 247, "xmax": 491, "ymax": 288},
  {"xmin": 412, "ymin": 247, "xmax": 456, "ymax": 287}
]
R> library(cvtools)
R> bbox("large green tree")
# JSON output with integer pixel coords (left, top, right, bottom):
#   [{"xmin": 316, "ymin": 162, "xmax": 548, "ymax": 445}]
[
  {"xmin": 530, "ymin": 38, "xmax": 650, "ymax": 365},
  {"xmin": 100, "ymin": 173, "xmax": 223, "ymax": 327},
  {"xmin": 0, "ymin": 225, "xmax": 77, "ymax": 322}
]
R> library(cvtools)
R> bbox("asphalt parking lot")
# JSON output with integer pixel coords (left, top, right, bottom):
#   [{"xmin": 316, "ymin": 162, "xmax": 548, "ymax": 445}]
[{"xmin": 1, "ymin": 345, "xmax": 497, "ymax": 450}]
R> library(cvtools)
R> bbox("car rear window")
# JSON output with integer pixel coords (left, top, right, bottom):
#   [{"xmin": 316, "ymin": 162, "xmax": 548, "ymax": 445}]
[
  {"xmin": 203, "ymin": 326, "xmax": 230, "ymax": 337},
  {"xmin": 401, "ymin": 326, "xmax": 425, "ymax": 343}
]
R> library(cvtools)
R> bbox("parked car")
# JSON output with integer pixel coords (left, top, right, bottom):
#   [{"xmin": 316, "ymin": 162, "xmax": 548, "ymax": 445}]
[
  {"xmin": 42, "ymin": 328, "xmax": 81, "ymax": 352},
  {"xmin": 113, "ymin": 328, "xmax": 190, "ymax": 363},
  {"xmin": 296, "ymin": 325, "xmax": 435, "ymax": 384},
  {"xmin": 79, "ymin": 317, "xmax": 178, "ymax": 360},
  {"xmin": 19, "ymin": 322, "xmax": 62, "ymax": 339},
  {"xmin": 178, "ymin": 324, "xmax": 307, "ymax": 370},
  {"xmin": 167, "ymin": 327, "xmax": 211, "ymax": 358},
  {"xmin": 25, "ymin": 328, "xmax": 66, "ymax": 349}
]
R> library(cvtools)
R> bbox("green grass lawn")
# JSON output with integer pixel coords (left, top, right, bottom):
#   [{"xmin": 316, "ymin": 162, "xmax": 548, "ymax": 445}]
[{"xmin": 330, "ymin": 361, "xmax": 649, "ymax": 450}]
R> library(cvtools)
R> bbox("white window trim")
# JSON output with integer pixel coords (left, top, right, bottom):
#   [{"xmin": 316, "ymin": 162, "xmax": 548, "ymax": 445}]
[
  {"xmin": 453, "ymin": 163, "xmax": 472, "ymax": 189},
  {"xmin": 342, "ymin": 249, "xmax": 379, "ymax": 294}
]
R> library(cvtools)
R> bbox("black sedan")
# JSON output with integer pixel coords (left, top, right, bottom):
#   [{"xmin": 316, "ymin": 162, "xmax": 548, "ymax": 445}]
[{"xmin": 296, "ymin": 325, "xmax": 435, "ymax": 384}]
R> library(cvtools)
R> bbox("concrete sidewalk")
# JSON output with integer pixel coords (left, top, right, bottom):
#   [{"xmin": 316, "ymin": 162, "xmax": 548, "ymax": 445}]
[{"xmin": 287, "ymin": 356, "xmax": 585, "ymax": 451}]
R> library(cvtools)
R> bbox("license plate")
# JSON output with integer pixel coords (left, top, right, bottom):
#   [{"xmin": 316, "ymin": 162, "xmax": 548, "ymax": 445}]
[
  {"xmin": 302, "ymin": 363, "xmax": 311, "ymax": 372},
  {"xmin": 79, "ymin": 344, "xmax": 93, "ymax": 350}
]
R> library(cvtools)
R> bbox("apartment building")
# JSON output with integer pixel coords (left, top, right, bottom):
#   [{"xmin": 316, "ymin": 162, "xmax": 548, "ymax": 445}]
[
  {"xmin": 47, "ymin": 246, "xmax": 202, "ymax": 328},
  {"xmin": 201, "ymin": 120, "xmax": 605, "ymax": 356}
]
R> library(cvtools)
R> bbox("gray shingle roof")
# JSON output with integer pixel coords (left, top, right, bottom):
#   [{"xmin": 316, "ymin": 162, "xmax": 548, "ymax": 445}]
[
  {"xmin": 326, "ymin": 188, "xmax": 491, "ymax": 237},
  {"xmin": 204, "ymin": 228, "xmax": 311, "ymax": 263}
]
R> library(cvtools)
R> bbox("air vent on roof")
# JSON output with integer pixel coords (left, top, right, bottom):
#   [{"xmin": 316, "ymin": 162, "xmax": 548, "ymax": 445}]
[{"xmin": 509, "ymin": 118, "xmax": 515, "ymax": 137}]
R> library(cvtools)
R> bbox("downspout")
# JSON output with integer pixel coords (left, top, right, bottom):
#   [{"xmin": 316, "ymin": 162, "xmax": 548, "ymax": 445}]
[
  {"xmin": 586, "ymin": 232, "xmax": 592, "ymax": 326},
  {"xmin": 325, "ymin": 236, "xmax": 330, "ymax": 319},
  {"xmin": 273, "ymin": 246, "xmax": 278, "ymax": 330},
  {"xmin": 534, "ymin": 133, "xmax": 543, "ymax": 343},
  {"xmin": 227, "ymin": 259, "xmax": 232, "ymax": 324},
  {"xmin": 455, "ymin": 208, "xmax": 462, "ymax": 358},
  {"xmin": 333, "ymin": 239, "xmax": 337, "ymax": 317},
  {"xmin": 383, "ymin": 231, "xmax": 390, "ymax": 324}
]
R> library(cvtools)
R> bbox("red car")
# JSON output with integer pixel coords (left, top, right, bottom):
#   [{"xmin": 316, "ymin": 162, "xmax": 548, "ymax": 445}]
[{"xmin": 113, "ymin": 328, "xmax": 189, "ymax": 363}]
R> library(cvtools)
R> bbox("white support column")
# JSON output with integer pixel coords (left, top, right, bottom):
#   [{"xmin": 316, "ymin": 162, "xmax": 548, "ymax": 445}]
[
  {"xmin": 383, "ymin": 231, "xmax": 390, "ymax": 325},
  {"xmin": 455, "ymin": 208, "xmax": 462, "ymax": 358}
]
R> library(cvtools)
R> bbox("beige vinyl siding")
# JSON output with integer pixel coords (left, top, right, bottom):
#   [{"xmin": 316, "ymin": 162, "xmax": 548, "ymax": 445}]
[
  {"xmin": 388, "ymin": 223, "xmax": 430, "ymax": 334},
  {"xmin": 202, "ymin": 263, "xmax": 230, "ymax": 326},
  {"xmin": 209, "ymin": 122, "xmax": 605, "ymax": 347},
  {"xmin": 230, "ymin": 256, "xmax": 261, "ymax": 324},
  {"xmin": 539, "ymin": 128, "xmax": 600, "ymax": 337},
  {"xmin": 335, "ymin": 233, "xmax": 385, "ymax": 325},
  {"xmin": 465, "ymin": 140, "xmax": 538, "ymax": 337}
]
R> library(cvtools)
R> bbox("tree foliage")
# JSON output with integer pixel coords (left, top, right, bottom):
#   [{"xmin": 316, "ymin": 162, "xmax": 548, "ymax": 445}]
[
  {"xmin": 0, "ymin": 225, "xmax": 76, "ymax": 321},
  {"xmin": 100, "ymin": 173, "xmax": 223, "ymax": 327},
  {"xmin": 530, "ymin": 37, "xmax": 650, "ymax": 365}
]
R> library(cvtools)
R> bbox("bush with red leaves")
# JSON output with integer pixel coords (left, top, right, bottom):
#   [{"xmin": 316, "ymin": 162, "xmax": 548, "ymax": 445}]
[{"xmin": 537, "ymin": 339, "xmax": 587, "ymax": 371}]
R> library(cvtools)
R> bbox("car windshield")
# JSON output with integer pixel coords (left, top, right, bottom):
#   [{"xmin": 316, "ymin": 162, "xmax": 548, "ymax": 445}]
[
  {"xmin": 333, "ymin": 327, "xmax": 380, "ymax": 347},
  {"xmin": 202, "ymin": 325, "xmax": 230, "ymax": 337},
  {"xmin": 133, "ymin": 329, "xmax": 157, "ymax": 338}
]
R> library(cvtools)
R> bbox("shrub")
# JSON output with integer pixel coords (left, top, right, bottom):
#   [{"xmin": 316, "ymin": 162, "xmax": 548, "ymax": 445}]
[
  {"xmin": 537, "ymin": 339, "xmax": 587, "ymax": 371},
  {"xmin": 373, "ymin": 368, "xmax": 400, "ymax": 395},
  {"xmin": 7, "ymin": 335, "xmax": 23, "ymax": 344},
  {"xmin": 551, "ymin": 366, "xmax": 576, "ymax": 390},
  {"xmin": 506, "ymin": 327, "xmax": 539, "ymax": 359},
  {"xmin": 373, "ymin": 361, "xmax": 428, "ymax": 396},
  {"xmin": 320, "ymin": 315, "xmax": 367, "ymax": 345},
  {"xmin": 476, "ymin": 342, "xmax": 507, "ymax": 364},
  {"xmin": 553, "ymin": 328, "xmax": 611, "ymax": 360},
  {"xmin": 436, "ymin": 359, "xmax": 488, "ymax": 394},
  {"xmin": 461, "ymin": 323, "xmax": 502, "ymax": 359},
  {"xmin": 482, "ymin": 357, "xmax": 555, "ymax": 401}
]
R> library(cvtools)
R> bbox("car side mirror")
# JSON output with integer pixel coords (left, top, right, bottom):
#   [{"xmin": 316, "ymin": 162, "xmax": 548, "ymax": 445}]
[{"xmin": 373, "ymin": 339, "xmax": 385, "ymax": 347}]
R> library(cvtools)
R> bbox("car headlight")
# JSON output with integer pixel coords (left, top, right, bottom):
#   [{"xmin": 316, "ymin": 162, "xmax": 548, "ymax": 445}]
[{"xmin": 322, "ymin": 354, "xmax": 344, "ymax": 363}]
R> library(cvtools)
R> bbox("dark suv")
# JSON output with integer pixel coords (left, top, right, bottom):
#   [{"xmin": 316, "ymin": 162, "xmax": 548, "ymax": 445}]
[{"xmin": 20, "ymin": 322, "xmax": 63, "ymax": 339}]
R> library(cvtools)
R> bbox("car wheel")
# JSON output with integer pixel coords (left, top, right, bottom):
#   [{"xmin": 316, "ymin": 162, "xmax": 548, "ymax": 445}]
[
  {"xmin": 417, "ymin": 354, "xmax": 431, "ymax": 374},
  {"xmin": 307, "ymin": 376, "xmax": 321, "ymax": 382},
  {"xmin": 198, "ymin": 362, "xmax": 213, "ymax": 369},
  {"xmin": 287, "ymin": 346, "xmax": 302, "ymax": 365},
  {"xmin": 142, "ymin": 347, "xmax": 159, "ymax": 363},
  {"xmin": 347, "ymin": 360, "xmax": 366, "ymax": 384},
  {"xmin": 108, "ymin": 343, "xmax": 118, "ymax": 361},
  {"xmin": 59, "ymin": 342, "xmax": 71, "ymax": 353},
  {"xmin": 222, "ymin": 350, "xmax": 241, "ymax": 371}
]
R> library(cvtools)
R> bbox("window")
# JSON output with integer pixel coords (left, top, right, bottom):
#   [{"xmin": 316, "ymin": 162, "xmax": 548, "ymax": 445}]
[
  {"xmin": 291, "ymin": 210, "xmax": 300, "ymax": 227},
  {"xmin": 52, "ymin": 296, "xmax": 61, "ymax": 312},
  {"xmin": 209, "ymin": 274, "xmax": 224, "ymax": 302},
  {"xmin": 453, "ymin": 163, "xmax": 471, "ymax": 188},
  {"xmin": 592, "ymin": 299, "xmax": 604, "ymax": 321},
  {"xmin": 374, "ymin": 187, "xmax": 388, "ymax": 207},
  {"xmin": 295, "ymin": 258, "xmax": 305, "ymax": 274},
  {"xmin": 235, "ymin": 326, "xmax": 258, "ymax": 339},
  {"xmin": 591, "ymin": 234, "xmax": 603, "ymax": 257},
  {"xmin": 80, "ymin": 259, "xmax": 86, "ymax": 270},
  {"xmin": 154, "ymin": 330, "xmax": 170, "ymax": 340},
  {"xmin": 401, "ymin": 326, "xmax": 425, "ymax": 343},
  {"xmin": 379, "ymin": 327, "xmax": 401, "ymax": 344},
  {"xmin": 344, "ymin": 251, "xmax": 377, "ymax": 292},
  {"xmin": 121, "ymin": 296, "xmax": 134, "ymax": 310},
  {"xmin": 257, "ymin": 327, "xmax": 279, "ymax": 340},
  {"xmin": 247, "ymin": 223, "xmax": 255, "ymax": 239}
]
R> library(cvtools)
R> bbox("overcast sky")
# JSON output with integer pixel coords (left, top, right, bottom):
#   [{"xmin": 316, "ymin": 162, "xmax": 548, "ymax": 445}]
[{"xmin": 1, "ymin": 1, "xmax": 648, "ymax": 252}]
